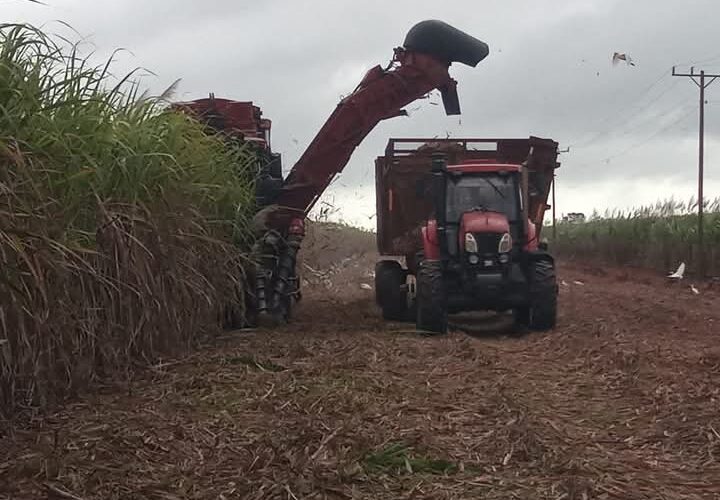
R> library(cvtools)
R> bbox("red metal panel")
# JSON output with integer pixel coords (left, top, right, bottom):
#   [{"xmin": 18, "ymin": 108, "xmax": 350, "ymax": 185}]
[{"xmin": 171, "ymin": 97, "xmax": 271, "ymax": 149}]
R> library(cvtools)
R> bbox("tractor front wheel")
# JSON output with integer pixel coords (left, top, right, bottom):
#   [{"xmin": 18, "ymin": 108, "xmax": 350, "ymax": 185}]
[
  {"xmin": 416, "ymin": 259, "xmax": 448, "ymax": 334},
  {"xmin": 527, "ymin": 258, "xmax": 558, "ymax": 331}
]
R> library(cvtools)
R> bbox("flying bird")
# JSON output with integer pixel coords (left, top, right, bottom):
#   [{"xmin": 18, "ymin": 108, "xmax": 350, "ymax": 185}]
[
  {"xmin": 668, "ymin": 262, "xmax": 685, "ymax": 280},
  {"xmin": 612, "ymin": 52, "xmax": 636, "ymax": 67}
]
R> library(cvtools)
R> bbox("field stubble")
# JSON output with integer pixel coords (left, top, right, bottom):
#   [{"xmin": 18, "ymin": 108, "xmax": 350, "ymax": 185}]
[{"xmin": 2, "ymin": 223, "xmax": 720, "ymax": 499}]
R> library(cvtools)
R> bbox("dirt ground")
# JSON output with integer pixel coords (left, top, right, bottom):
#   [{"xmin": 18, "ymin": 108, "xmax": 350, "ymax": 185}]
[{"xmin": 2, "ymin": 228, "xmax": 720, "ymax": 499}]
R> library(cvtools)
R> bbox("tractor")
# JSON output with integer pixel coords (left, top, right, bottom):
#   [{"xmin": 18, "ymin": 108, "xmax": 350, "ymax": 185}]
[{"xmin": 374, "ymin": 138, "xmax": 560, "ymax": 334}]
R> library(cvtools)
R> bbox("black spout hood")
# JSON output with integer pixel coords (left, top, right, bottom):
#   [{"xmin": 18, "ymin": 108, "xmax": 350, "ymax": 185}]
[{"xmin": 403, "ymin": 20, "xmax": 489, "ymax": 67}]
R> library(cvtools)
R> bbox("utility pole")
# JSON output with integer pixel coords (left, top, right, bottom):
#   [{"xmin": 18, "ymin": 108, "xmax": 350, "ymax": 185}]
[
  {"xmin": 672, "ymin": 67, "xmax": 720, "ymax": 278},
  {"xmin": 553, "ymin": 147, "xmax": 569, "ymax": 242}
]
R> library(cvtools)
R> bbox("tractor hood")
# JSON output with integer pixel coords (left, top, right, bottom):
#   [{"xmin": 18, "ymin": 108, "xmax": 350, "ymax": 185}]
[{"xmin": 460, "ymin": 210, "xmax": 510, "ymax": 235}]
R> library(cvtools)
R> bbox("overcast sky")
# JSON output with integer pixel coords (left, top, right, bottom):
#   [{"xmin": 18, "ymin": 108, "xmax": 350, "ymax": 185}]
[{"xmin": 5, "ymin": 0, "xmax": 720, "ymax": 228}]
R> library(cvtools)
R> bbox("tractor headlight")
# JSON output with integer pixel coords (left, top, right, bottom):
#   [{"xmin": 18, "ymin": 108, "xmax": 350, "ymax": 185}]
[
  {"xmin": 464, "ymin": 233, "xmax": 478, "ymax": 254},
  {"xmin": 498, "ymin": 232, "xmax": 512, "ymax": 253},
  {"xmin": 468, "ymin": 254, "xmax": 480, "ymax": 265}
]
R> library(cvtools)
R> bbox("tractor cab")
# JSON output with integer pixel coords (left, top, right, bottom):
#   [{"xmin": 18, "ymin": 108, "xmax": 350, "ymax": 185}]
[
  {"xmin": 425, "ymin": 157, "xmax": 533, "ymax": 267},
  {"xmin": 443, "ymin": 162, "xmax": 523, "ymax": 265}
]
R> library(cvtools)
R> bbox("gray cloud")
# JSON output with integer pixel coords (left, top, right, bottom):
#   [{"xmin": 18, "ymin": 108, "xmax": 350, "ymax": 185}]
[{"xmin": 5, "ymin": 0, "xmax": 720, "ymax": 219}]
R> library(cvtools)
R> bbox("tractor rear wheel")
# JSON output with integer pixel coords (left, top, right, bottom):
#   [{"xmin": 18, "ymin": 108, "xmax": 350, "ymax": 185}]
[
  {"xmin": 527, "ymin": 258, "xmax": 558, "ymax": 331},
  {"xmin": 416, "ymin": 259, "xmax": 448, "ymax": 334},
  {"xmin": 375, "ymin": 260, "xmax": 409, "ymax": 321}
]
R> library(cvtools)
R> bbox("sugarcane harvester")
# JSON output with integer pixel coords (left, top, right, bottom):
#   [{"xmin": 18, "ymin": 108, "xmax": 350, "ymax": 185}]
[{"xmin": 173, "ymin": 20, "xmax": 489, "ymax": 324}]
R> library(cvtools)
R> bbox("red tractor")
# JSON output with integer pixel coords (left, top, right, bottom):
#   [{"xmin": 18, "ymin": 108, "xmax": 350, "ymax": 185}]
[{"xmin": 374, "ymin": 138, "xmax": 560, "ymax": 334}]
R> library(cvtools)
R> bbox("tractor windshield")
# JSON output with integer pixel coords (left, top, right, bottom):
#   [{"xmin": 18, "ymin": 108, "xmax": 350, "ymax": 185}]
[{"xmin": 446, "ymin": 174, "xmax": 519, "ymax": 222}]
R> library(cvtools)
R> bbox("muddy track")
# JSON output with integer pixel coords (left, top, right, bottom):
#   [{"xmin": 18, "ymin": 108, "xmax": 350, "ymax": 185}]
[{"xmin": 2, "ymin": 261, "xmax": 720, "ymax": 499}]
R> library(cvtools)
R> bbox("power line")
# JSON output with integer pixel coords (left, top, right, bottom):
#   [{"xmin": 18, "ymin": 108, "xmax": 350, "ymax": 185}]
[
  {"xmin": 610, "ymin": 96, "xmax": 692, "ymax": 141},
  {"xmin": 582, "ymin": 96, "xmax": 717, "ymax": 154},
  {"xmin": 572, "ymin": 78, "xmax": 681, "ymax": 148},
  {"xmin": 597, "ymin": 106, "xmax": 695, "ymax": 163},
  {"xmin": 688, "ymin": 52, "xmax": 720, "ymax": 67},
  {"xmin": 671, "ymin": 51, "xmax": 720, "ymax": 72},
  {"xmin": 567, "ymin": 67, "xmax": 672, "ymax": 147},
  {"xmin": 571, "ymin": 105, "xmax": 695, "ymax": 169}
]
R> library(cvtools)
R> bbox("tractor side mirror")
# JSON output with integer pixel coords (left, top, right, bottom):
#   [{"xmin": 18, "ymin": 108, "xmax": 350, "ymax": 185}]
[
  {"xmin": 415, "ymin": 179, "xmax": 427, "ymax": 199},
  {"xmin": 431, "ymin": 152, "xmax": 448, "ymax": 173}
]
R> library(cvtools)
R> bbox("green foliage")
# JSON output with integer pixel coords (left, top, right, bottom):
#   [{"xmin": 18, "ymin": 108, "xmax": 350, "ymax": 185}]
[
  {"xmin": 553, "ymin": 198, "xmax": 720, "ymax": 274},
  {"xmin": 0, "ymin": 23, "xmax": 259, "ymax": 415},
  {"xmin": 363, "ymin": 442, "xmax": 459, "ymax": 475},
  {"xmin": 0, "ymin": 23, "xmax": 257, "ymax": 240}
]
